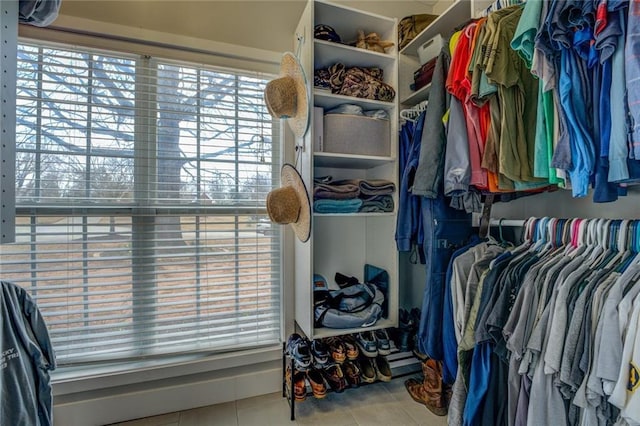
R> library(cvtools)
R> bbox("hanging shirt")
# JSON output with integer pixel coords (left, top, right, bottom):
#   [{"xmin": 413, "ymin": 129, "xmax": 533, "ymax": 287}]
[
  {"xmin": 485, "ymin": 6, "xmax": 540, "ymax": 184},
  {"xmin": 626, "ymin": 0, "xmax": 640, "ymax": 160},
  {"xmin": 448, "ymin": 22, "xmax": 489, "ymax": 190},
  {"xmin": 0, "ymin": 281, "xmax": 56, "ymax": 426},
  {"xmin": 412, "ymin": 45, "xmax": 451, "ymax": 198},
  {"xmin": 610, "ymin": 23, "xmax": 631, "ymax": 182}
]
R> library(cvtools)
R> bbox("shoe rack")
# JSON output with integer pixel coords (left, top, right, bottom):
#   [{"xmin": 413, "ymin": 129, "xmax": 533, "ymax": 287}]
[{"xmin": 282, "ymin": 331, "xmax": 421, "ymax": 421}]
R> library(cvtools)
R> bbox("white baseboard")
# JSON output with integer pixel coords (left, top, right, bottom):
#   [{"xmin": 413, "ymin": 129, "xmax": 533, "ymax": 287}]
[{"xmin": 53, "ymin": 363, "xmax": 282, "ymax": 426}]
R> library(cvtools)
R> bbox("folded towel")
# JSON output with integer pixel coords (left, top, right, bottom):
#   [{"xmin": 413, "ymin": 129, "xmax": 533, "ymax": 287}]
[
  {"xmin": 314, "ymin": 198, "xmax": 363, "ymax": 213},
  {"xmin": 333, "ymin": 179, "xmax": 395, "ymax": 196},
  {"xmin": 314, "ymin": 175, "xmax": 333, "ymax": 184},
  {"xmin": 313, "ymin": 183, "xmax": 360, "ymax": 200},
  {"xmin": 359, "ymin": 195, "xmax": 394, "ymax": 213}
]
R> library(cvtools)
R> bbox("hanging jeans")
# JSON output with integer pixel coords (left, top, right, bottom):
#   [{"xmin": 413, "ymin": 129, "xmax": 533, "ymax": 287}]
[
  {"xmin": 417, "ymin": 194, "xmax": 472, "ymax": 360},
  {"xmin": 396, "ymin": 113, "xmax": 425, "ymax": 262}
]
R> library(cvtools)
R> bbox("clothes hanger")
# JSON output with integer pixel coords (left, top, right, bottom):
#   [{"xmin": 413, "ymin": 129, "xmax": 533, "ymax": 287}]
[
  {"xmin": 571, "ymin": 218, "xmax": 595, "ymax": 259},
  {"xmin": 538, "ymin": 217, "xmax": 558, "ymax": 255},
  {"xmin": 562, "ymin": 218, "xmax": 574, "ymax": 246},
  {"xmin": 604, "ymin": 220, "xmax": 630, "ymax": 271},
  {"xmin": 619, "ymin": 221, "xmax": 640, "ymax": 274},
  {"xmin": 496, "ymin": 218, "xmax": 515, "ymax": 248},
  {"xmin": 400, "ymin": 109, "xmax": 417, "ymax": 123},
  {"xmin": 588, "ymin": 218, "xmax": 610, "ymax": 267},
  {"xmin": 595, "ymin": 220, "xmax": 624, "ymax": 269}
]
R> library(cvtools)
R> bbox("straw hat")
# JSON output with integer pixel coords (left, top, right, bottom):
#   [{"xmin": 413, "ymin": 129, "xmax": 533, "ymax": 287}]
[
  {"xmin": 266, "ymin": 163, "xmax": 311, "ymax": 242},
  {"xmin": 264, "ymin": 52, "xmax": 309, "ymax": 138}
]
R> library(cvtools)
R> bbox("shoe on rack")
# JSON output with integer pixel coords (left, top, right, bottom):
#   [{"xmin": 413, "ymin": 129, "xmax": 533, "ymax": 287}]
[
  {"xmin": 359, "ymin": 355, "xmax": 377, "ymax": 383},
  {"xmin": 310, "ymin": 339, "xmax": 330, "ymax": 366},
  {"xmin": 285, "ymin": 365, "xmax": 307, "ymax": 402},
  {"xmin": 341, "ymin": 334, "xmax": 360, "ymax": 360},
  {"xmin": 306, "ymin": 367, "xmax": 327, "ymax": 399},
  {"xmin": 321, "ymin": 363, "xmax": 348, "ymax": 393},
  {"xmin": 374, "ymin": 354, "xmax": 392, "ymax": 382},
  {"xmin": 342, "ymin": 359, "xmax": 361, "ymax": 388},
  {"xmin": 410, "ymin": 307, "xmax": 422, "ymax": 326},
  {"xmin": 324, "ymin": 337, "xmax": 347, "ymax": 364},
  {"xmin": 356, "ymin": 331, "xmax": 378, "ymax": 357},
  {"xmin": 397, "ymin": 309, "xmax": 414, "ymax": 352},
  {"xmin": 375, "ymin": 329, "xmax": 391, "ymax": 355},
  {"xmin": 286, "ymin": 333, "xmax": 311, "ymax": 371}
]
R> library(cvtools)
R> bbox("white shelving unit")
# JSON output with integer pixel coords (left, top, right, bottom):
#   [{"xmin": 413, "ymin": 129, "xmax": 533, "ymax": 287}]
[
  {"xmin": 398, "ymin": 0, "xmax": 473, "ymax": 107},
  {"xmin": 293, "ymin": 0, "xmax": 399, "ymax": 340}
]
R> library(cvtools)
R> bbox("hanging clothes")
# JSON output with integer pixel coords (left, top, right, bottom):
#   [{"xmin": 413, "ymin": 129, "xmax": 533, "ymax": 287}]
[
  {"xmin": 441, "ymin": 217, "xmax": 640, "ymax": 426},
  {"xmin": 1, "ymin": 280, "xmax": 56, "ymax": 426},
  {"xmin": 396, "ymin": 113, "xmax": 425, "ymax": 263}
]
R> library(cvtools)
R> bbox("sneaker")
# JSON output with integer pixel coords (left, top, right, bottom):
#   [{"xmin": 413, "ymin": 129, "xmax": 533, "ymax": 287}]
[
  {"xmin": 375, "ymin": 329, "xmax": 391, "ymax": 355},
  {"xmin": 325, "ymin": 337, "xmax": 347, "ymax": 364},
  {"xmin": 310, "ymin": 339, "xmax": 330, "ymax": 366},
  {"xmin": 285, "ymin": 366, "xmax": 307, "ymax": 402},
  {"xmin": 342, "ymin": 359, "xmax": 361, "ymax": 388},
  {"xmin": 321, "ymin": 363, "xmax": 348, "ymax": 393},
  {"xmin": 356, "ymin": 331, "xmax": 378, "ymax": 357},
  {"xmin": 342, "ymin": 334, "xmax": 360, "ymax": 360},
  {"xmin": 306, "ymin": 367, "xmax": 327, "ymax": 399},
  {"xmin": 286, "ymin": 334, "xmax": 311, "ymax": 371},
  {"xmin": 359, "ymin": 355, "xmax": 377, "ymax": 383},
  {"xmin": 374, "ymin": 355, "xmax": 392, "ymax": 382}
]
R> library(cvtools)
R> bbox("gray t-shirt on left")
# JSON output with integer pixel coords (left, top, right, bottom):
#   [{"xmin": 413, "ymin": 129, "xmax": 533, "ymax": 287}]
[{"xmin": 1, "ymin": 281, "xmax": 56, "ymax": 426}]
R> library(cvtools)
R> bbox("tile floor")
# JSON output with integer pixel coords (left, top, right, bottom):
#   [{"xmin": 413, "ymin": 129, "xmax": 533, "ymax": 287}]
[{"xmin": 110, "ymin": 378, "xmax": 449, "ymax": 426}]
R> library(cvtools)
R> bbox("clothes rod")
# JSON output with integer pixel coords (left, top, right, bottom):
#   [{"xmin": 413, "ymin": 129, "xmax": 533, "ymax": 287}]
[{"xmin": 488, "ymin": 219, "xmax": 526, "ymax": 227}]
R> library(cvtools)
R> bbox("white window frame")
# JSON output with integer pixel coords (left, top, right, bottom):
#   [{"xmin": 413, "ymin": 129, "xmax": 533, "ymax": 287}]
[{"xmin": 3, "ymin": 25, "xmax": 293, "ymax": 396}]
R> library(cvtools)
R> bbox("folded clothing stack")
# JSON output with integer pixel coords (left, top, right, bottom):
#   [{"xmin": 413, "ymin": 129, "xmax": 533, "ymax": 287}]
[
  {"xmin": 412, "ymin": 56, "xmax": 437, "ymax": 91},
  {"xmin": 313, "ymin": 177, "xmax": 395, "ymax": 213},
  {"xmin": 314, "ymin": 63, "xmax": 396, "ymax": 102}
]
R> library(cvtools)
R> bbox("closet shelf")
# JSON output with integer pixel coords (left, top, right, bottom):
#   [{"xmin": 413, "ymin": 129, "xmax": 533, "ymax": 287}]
[
  {"xmin": 399, "ymin": 0, "xmax": 470, "ymax": 57},
  {"xmin": 314, "ymin": 39, "xmax": 396, "ymax": 70},
  {"xmin": 400, "ymin": 83, "xmax": 432, "ymax": 106},
  {"xmin": 314, "ymin": 152, "xmax": 395, "ymax": 169},
  {"xmin": 311, "ymin": 317, "xmax": 397, "ymax": 340},
  {"xmin": 314, "ymin": 90, "xmax": 395, "ymax": 111},
  {"xmin": 313, "ymin": 212, "xmax": 395, "ymax": 218}
]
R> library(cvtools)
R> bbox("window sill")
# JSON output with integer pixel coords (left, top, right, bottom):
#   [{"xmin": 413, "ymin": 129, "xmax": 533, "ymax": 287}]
[{"xmin": 52, "ymin": 344, "xmax": 282, "ymax": 396}]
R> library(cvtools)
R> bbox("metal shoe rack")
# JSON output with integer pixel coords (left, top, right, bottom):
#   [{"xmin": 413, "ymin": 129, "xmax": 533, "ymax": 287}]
[{"xmin": 282, "ymin": 338, "xmax": 422, "ymax": 421}]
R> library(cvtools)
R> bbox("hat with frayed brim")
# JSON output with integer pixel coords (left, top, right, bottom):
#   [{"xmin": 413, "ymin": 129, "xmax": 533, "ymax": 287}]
[
  {"xmin": 266, "ymin": 163, "xmax": 311, "ymax": 242},
  {"xmin": 264, "ymin": 52, "xmax": 309, "ymax": 138}
]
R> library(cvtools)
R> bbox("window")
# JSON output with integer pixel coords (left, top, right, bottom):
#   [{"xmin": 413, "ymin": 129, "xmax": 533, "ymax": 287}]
[{"xmin": 0, "ymin": 41, "xmax": 281, "ymax": 366}]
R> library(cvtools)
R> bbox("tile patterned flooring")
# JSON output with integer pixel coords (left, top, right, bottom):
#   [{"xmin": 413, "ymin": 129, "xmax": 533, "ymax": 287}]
[{"xmin": 111, "ymin": 378, "xmax": 449, "ymax": 426}]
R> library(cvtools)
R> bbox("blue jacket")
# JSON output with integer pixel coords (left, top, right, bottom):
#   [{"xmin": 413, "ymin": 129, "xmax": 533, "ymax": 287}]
[
  {"xmin": 395, "ymin": 113, "xmax": 424, "ymax": 258},
  {"xmin": 1, "ymin": 281, "xmax": 56, "ymax": 426}
]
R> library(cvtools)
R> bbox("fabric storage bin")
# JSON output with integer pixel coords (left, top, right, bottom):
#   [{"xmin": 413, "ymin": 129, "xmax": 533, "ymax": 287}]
[
  {"xmin": 323, "ymin": 114, "xmax": 390, "ymax": 157},
  {"xmin": 417, "ymin": 34, "xmax": 444, "ymax": 65}
]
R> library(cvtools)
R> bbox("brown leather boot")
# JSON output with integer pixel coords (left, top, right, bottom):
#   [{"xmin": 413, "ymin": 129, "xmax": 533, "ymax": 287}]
[
  {"xmin": 405, "ymin": 377, "xmax": 448, "ymax": 416},
  {"xmin": 419, "ymin": 359, "xmax": 448, "ymax": 416}
]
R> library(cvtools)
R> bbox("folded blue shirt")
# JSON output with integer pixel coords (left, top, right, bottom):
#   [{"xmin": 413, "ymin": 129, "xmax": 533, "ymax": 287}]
[{"xmin": 313, "ymin": 198, "xmax": 362, "ymax": 213}]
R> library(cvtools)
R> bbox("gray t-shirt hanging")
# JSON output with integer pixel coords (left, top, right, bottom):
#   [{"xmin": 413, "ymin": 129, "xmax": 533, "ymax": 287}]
[{"xmin": 1, "ymin": 281, "xmax": 56, "ymax": 426}]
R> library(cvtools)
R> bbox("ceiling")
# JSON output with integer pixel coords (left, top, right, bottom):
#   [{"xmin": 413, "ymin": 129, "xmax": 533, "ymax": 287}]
[{"xmin": 57, "ymin": 1, "xmax": 439, "ymax": 53}]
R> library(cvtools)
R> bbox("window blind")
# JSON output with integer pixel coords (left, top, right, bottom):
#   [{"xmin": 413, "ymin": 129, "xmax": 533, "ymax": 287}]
[{"xmin": 0, "ymin": 41, "xmax": 282, "ymax": 365}]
